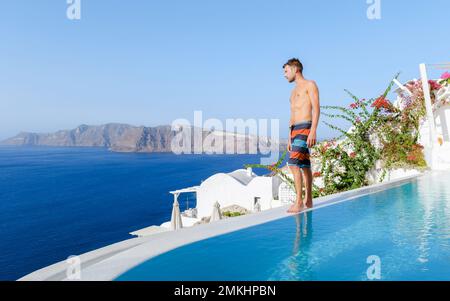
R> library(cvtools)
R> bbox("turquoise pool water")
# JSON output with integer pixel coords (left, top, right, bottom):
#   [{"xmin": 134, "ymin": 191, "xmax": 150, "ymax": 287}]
[{"xmin": 116, "ymin": 172, "xmax": 450, "ymax": 281}]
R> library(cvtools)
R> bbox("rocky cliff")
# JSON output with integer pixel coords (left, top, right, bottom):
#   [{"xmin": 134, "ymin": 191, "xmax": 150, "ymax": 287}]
[{"xmin": 1, "ymin": 123, "xmax": 288, "ymax": 153}]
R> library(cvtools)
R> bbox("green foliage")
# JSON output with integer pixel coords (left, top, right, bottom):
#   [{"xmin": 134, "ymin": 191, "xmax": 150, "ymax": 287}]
[
  {"xmin": 244, "ymin": 150, "xmax": 297, "ymax": 194},
  {"xmin": 222, "ymin": 211, "xmax": 244, "ymax": 217},
  {"xmin": 314, "ymin": 72, "xmax": 426, "ymax": 195},
  {"xmin": 374, "ymin": 79, "xmax": 428, "ymax": 178},
  {"xmin": 313, "ymin": 74, "xmax": 400, "ymax": 195}
]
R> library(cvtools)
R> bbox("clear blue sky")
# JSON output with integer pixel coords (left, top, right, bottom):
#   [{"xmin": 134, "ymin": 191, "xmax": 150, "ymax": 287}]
[{"xmin": 0, "ymin": 0, "xmax": 448, "ymax": 140}]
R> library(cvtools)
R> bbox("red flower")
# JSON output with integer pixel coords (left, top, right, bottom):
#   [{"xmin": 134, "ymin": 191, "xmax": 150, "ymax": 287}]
[
  {"xmin": 350, "ymin": 103, "xmax": 358, "ymax": 109},
  {"xmin": 313, "ymin": 172, "xmax": 322, "ymax": 178},
  {"xmin": 350, "ymin": 152, "xmax": 356, "ymax": 158},
  {"xmin": 407, "ymin": 154, "xmax": 417, "ymax": 161},
  {"xmin": 371, "ymin": 96, "xmax": 392, "ymax": 111}
]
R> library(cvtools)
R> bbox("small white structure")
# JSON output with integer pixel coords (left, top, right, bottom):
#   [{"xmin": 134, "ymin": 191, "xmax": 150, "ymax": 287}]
[
  {"xmin": 170, "ymin": 199, "xmax": 183, "ymax": 230},
  {"xmin": 210, "ymin": 201, "xmax": 222, "ymax": 222}
]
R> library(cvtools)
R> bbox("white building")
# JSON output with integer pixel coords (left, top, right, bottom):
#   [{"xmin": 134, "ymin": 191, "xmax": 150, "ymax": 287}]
[
  {"xmin": 394, "ymin": 77, "xmax": 450, "ymax": 170},
  {"xmin": 171, "ymin": 167, "xmax": 283, "ymax": 220},
  {"xmin": 130, "ymin": 166, "xmax": 289, "ymax": 236}
]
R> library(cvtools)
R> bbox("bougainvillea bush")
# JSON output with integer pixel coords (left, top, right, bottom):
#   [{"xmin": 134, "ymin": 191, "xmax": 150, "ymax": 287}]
[
  {"xmin": 312, "ymin": 73, "xmax": 429, "ymax": 197},
  {"xmin": 245, "ymin": 71, "xmax": 449, "ymax": 199}
]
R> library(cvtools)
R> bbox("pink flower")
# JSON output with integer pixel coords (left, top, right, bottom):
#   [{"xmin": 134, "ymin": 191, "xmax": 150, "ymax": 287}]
[
  {"xmin": 407, "ymin": 154, "xmax": 417, "ymax": 162},
  {"xmin": 350, "ymin": 103, "xmax": 358, "ymax": 109},
  {"xmin": 428, "ymin": 80, "xmax": 442, "ymax": 91},
  {"xmin": 350, "ymin": 152, "xmax": 356, "ymax": 158},
  {"xmin": 441, "ymin": 72, "xmax": 450, "ymax": 80}
]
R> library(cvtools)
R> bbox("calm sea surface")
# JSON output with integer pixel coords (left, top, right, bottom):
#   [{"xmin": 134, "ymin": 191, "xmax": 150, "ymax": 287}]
[{"xmin": 0, "ymin": 146, "xmax": 271, "ymax": 280}]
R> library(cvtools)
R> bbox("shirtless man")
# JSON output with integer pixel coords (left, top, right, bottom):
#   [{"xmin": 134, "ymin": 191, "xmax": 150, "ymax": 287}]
[{"xmin": 283, "ymin": 58, "xmax": 320, "ymax": 213}]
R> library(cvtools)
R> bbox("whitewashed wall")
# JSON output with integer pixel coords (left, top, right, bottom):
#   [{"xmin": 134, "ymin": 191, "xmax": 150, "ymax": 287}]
[
  {"xmin": 418, "ymin": 104, "xmax": 450, "ymax": 170},
  {"xmin": 195, "ymin": 172, "xmax": 275, "ymax": 218}
]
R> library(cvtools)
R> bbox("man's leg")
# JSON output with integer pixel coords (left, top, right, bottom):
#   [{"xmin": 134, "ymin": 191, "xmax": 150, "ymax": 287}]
[
  {"xmin": 287, "ymin": 165, "xmax": 304, "ymax": 213},
  {"xmin": 302, "ymin": 167, "xmax": 313, "ymax": 208}
]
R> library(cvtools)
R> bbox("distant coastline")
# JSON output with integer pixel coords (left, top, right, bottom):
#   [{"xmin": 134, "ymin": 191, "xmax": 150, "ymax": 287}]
[{"xmin": 0, "ymin": 123, "xmax": 288, "ymax": 153}]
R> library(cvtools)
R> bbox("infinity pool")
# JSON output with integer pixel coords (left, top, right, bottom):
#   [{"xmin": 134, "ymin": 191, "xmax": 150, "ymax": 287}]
[{"xmin": 116, "ymin": 172, "xmax": 450, "ymax": 281}]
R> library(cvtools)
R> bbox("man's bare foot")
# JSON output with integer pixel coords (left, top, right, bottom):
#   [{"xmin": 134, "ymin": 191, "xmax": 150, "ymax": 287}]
[{"xmin": 287, "ymin": 202, "xmax": 305, "ymax": 213}]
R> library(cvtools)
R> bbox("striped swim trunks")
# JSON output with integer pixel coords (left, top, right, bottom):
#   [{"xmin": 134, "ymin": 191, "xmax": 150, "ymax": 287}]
[{"xmin": 288, "ymin": 120, "xmax": 312, "ymax": 169}]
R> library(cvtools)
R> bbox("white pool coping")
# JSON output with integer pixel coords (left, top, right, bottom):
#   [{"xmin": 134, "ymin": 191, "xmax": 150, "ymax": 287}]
[{"xmin": 19, "ymin": 171, "xmax": 429, "ymax": 281}]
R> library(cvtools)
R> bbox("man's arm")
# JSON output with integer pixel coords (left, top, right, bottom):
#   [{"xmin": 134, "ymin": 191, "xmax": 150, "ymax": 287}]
[
  {"xmin": 307, "ymin": 81, "xmax": 320, "ymax": 148},
  {"xmin": 288, "ymin": 94, "xmax": 293, "ymax": 151},
  {"xmin": 287, "ymin": 121, "xmax": 292, "ymax": 151},
  {"xmin": 288, "ymin": 93, "xmax": 294, "ymax": 128}
]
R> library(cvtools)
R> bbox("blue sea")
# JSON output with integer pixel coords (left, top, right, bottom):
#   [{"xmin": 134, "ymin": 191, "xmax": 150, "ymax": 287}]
[{"xmin": 0, "ymin": 146, "xmax": 270, "ymax": 280}]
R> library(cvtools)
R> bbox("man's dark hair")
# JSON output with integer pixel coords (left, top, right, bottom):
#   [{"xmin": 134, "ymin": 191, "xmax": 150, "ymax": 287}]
[{"xmin": 283, "ymin": 58, "xmax": 303, "ymax": 74}]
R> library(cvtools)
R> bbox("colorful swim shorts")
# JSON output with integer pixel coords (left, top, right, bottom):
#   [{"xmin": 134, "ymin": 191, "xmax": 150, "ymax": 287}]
[{"xmin": 288, "ymin": 121, "xmax": 312, "ymax": 169}]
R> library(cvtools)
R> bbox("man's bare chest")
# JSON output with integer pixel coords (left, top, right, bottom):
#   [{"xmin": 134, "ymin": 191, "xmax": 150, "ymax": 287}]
[{"xmin": 290, "ymin": 89, "xmax": 309, "ymax": 106}]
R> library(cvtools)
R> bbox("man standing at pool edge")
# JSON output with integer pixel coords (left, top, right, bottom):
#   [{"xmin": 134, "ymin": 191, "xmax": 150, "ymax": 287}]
[{"xmin": 283, "ymin": 58, "xmax": 320, "ymax": 213}]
